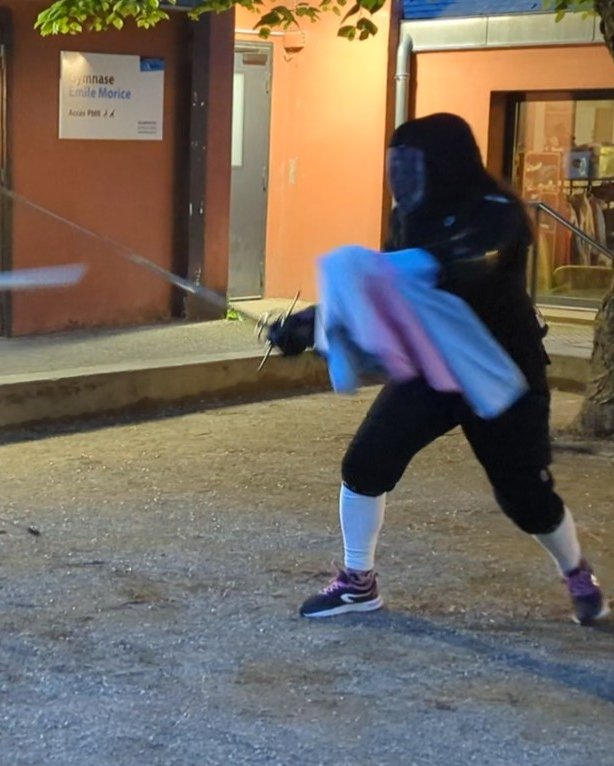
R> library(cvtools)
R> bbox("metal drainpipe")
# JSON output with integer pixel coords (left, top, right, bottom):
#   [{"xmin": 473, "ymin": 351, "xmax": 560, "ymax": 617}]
[{"xmin": 394, "ymin": 26, "xmax": 413, "ymax": 129}]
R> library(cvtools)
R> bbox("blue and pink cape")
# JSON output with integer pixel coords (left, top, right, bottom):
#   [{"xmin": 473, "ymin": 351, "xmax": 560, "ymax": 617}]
[{"xmin": 315, "ymin": 245, "xmax": 528, "ymax": 419}]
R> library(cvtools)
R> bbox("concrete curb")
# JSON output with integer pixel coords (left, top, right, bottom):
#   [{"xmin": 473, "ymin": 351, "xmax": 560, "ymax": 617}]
[
  {"xmin": 0, "ymin": 351, "xmax": 331, "ymax": 429},
  {"xmin": 547, "ymin": 353, "xmax": 591, "ymax": 394},
  {"xmin": 0, "ymin": 350, "xmax": 589, "ymax": 429}
]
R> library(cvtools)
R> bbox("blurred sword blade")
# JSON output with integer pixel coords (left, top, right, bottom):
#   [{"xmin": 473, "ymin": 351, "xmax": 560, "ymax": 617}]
[{"xmin": 0, "ymin": 264, "xmax": 87, "ymax": 290}]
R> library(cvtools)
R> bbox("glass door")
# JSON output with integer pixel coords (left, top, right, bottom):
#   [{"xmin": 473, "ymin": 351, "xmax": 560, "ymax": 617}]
[{"xmin": 509, "ymin": 92, "xmax": 614, "ymax": 307}]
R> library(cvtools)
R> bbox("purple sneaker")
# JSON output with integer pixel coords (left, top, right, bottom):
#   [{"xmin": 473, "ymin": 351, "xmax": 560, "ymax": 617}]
[
  {"xmin": 300, "ymin": 567, "xmax": 383, "ymax": 618},
  {"xmin": 564, "ymin": 560, "xmax": 610, "ymax": 625}
]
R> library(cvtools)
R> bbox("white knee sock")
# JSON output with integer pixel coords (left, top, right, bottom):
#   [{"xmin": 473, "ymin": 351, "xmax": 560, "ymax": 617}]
[
  {"xmin": 534, "ymin": 506, "xmax": 582, "ymax": 575},
  {"xmin": 339, "ymin": 484, "xmax": 386, "ymax": 572}
]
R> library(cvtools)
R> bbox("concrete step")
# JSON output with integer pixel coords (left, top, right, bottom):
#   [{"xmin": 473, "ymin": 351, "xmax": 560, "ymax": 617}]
[{"xmin": 0, "ymin": 313, "xmax": 594, "ymax": 430}]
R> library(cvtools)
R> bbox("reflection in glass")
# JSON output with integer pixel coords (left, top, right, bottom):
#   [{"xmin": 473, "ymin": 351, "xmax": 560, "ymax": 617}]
[{"xmin": 511, "ymin": 97, "xmax": 614, "ymax": 306}]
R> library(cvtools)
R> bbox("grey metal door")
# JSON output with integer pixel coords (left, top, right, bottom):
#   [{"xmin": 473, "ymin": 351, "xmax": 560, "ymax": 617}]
[{"xmin": 229, "ymin": 44, "xmax": 272, "ymax": 299}]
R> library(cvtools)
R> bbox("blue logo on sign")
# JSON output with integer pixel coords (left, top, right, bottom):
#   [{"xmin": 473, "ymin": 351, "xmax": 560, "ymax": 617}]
[{"xmin": 140, "ymin": 58, "xmax": 165, "ymax": 72}]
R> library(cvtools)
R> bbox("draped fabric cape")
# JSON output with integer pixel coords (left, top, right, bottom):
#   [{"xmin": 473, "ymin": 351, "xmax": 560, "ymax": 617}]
[{"xmin": 315, "ymin": 245, "xmax": 528, "ymax": 420}]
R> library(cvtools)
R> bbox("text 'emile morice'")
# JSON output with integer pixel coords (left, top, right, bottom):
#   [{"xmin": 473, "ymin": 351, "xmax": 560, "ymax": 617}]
[{"xmin": 68, "ymin": 73, "xmax": 131, "ymax": 100}]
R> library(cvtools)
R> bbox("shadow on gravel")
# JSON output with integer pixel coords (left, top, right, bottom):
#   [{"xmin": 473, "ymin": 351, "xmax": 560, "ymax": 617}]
[
  {"xmin": 0, "ymin": 388, "xmax": 324, "ymax": 447},
  {"xmin": 330, "ymin": 608, "xmax": 614, "ymax": 704}
]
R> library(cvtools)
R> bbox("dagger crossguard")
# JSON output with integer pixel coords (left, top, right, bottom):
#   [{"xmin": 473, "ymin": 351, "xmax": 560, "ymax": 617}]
[{"xmin": 255, "ymin": 291, "xmax": 301, "ymax": 371}]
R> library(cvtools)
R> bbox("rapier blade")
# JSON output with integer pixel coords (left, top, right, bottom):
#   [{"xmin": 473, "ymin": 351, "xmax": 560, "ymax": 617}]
[
  {"xmin": 0, "ymin": 187, "xmax": 227, "ymax": 310},
  {"xmin": 0, "ymin": 264, "xmax": 87, "ymax": 290}
]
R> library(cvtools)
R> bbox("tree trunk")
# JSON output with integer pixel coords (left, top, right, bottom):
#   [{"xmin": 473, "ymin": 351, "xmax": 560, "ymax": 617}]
[
  {"xmin": 570, "ymin": 1, "xmax": 614, "ymax": 438},
  {"xmin": 572, "ymin": 281, "xmax": 614, "ymax": 436},
  {"xmin": 596, "ymin": 1, "xmax": 614, "ymax": 58}
]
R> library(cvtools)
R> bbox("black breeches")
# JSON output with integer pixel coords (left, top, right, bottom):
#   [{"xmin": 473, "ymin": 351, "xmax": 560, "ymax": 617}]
[{"xmin": 341, "ymin": 379, "xmax": 564, "ymax": 535}]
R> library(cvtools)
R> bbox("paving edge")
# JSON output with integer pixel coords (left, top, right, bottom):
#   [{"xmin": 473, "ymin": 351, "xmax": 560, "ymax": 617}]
[
  {"xmin": 0, "ymin": 352, "xmax": 589, "ymax": 429},
  {"xmin": 0, "ymin": 353, "xmax": 331, "ymax": 429},
  {"xmin": 546, "ymin": 353, "xmax": 591, "ymax": 394}
]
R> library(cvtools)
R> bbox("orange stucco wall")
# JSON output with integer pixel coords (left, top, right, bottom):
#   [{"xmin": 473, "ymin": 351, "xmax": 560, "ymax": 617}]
[
  {"xmin": 236, "ymin": 8, "xmax": 391, "ymax": 302},
  {"xmin": 413, "ymin": 44, "xmax": 614, "ymax": 165},
  {"xmin": 6, "ymin": 1, "xmax": 189, "ymax": 335}
]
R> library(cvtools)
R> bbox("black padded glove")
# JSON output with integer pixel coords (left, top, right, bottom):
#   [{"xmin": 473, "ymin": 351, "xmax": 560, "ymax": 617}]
[{"xmin": 267, "ymin": 306, "xmax": 316, "ymax": 356}]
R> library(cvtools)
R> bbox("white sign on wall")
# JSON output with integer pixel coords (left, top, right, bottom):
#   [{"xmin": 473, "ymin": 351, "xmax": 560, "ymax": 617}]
[{"xmin": 59, "ymin": 51, "xmax": 165, "ymax": 141}]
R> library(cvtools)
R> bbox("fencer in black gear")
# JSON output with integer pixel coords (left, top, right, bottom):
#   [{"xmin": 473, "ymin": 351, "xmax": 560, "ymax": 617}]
[{"xmin": 268, "ymin": 113, "xmax": 609, "ymax": 625}]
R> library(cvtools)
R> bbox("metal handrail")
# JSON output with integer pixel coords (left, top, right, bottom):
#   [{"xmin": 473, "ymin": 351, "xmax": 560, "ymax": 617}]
[{"xmin": 526, "ymin": 200, "xmax": 614, "ymax": 302}]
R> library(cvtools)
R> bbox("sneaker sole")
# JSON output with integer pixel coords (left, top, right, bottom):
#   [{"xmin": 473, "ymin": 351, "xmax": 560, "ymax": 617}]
[
  {"xmin": 572, "ymin": 602, "xmax": 611, "ymax": 626},
  {"xmin": 301, "ymin": 596, "xmax": 384, "ymax": 618}
]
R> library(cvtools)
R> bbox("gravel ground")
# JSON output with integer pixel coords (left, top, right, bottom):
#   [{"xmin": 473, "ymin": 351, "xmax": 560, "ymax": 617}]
[{"xmin": 0, "ymin": 388, "xmax": 612, "ymax": 766}]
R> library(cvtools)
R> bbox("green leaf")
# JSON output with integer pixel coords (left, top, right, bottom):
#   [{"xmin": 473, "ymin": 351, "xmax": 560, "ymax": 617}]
[
  {"xmin": 338, "ymin": 24, "xmax": 356, "ymax": 39},
  {"xmin": 341, "ymin": 3, "xmax": 360, "ymax": 22},
  {"xmin": 35, "ymin": 0, "xmax": 385, "ymax": 39},
  {"xmin": 226, "ymin": 307, "xmax": 244, "ymax": 321}
]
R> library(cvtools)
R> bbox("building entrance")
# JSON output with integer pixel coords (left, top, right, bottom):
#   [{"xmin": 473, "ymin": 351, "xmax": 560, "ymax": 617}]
[{"xmin": 508, "ymin": 90, "xmax": 614, "ymax": 307}]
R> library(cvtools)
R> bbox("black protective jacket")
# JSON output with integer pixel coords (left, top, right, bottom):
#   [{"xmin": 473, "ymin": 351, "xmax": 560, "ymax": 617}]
[
  {"xmin": 384, "ymin": 195, "xmax": 548, "ymax": 393},
  {"xmin": 385, "ymin": 114, "xmax": 549, "ymax": 393}
]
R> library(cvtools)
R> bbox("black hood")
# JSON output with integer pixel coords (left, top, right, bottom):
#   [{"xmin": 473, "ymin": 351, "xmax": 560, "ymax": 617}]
[
  {"xmin": 386, "ymin": 113, "xmax": 532, "ymax": 258},
  {"xmin": 388, "ymin": 113, "xmax": 504, "ymax": 216}
]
